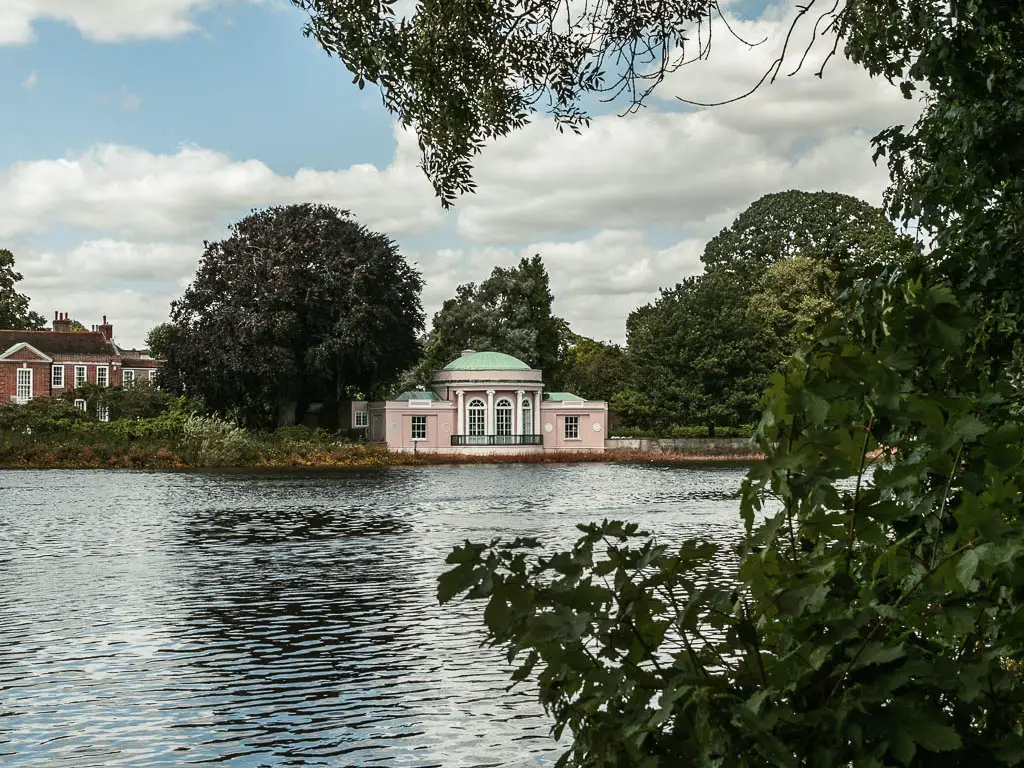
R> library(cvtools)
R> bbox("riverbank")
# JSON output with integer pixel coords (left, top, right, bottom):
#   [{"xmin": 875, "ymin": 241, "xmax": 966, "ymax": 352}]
[{"xmin": 0, "ymin": 440, "xmax": 763, "ymax": 470}]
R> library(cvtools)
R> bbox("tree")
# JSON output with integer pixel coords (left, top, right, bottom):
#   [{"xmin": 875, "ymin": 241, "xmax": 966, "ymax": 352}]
[
  {"xmin": 623, "ymin": 272, "xmax": 775, "ymax": 434},
  {"xmin": 621, "ymin": 192, "xmax": 903, "ymax": 433},
  {"xmin": 167, "ymin": 204, "xmax": 424, "ymax": 428},
  {"xmin": 413, "ymin": 255, "xmax": 565, "ymax": 383},
  {"xmin": 558, "ymin": 332, "xmax": 630, "ymax": 402},
  {"xmin": 701, "ymin": 190, "xmax": 907, "ymax": 276},
  {"xmin": 145, "ymin": 323, "xmax": 174, "ymax": 356},
  {"xmin": 0, "ymin": 249, "xmax": 45, "ymax": 330}
]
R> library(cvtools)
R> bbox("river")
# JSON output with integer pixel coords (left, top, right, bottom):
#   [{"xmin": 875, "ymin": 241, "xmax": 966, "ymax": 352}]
[{"xmin": 0, "ymin": 463, "xmax": 749, "ymax": 767}]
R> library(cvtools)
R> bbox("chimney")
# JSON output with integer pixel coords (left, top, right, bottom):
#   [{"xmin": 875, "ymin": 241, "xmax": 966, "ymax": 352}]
[
  {"xmin": 460, "ymin": 349, "xmax": 476, "ymax": 357},
  {"xmin": 52, "ymin": 312, "xmax": 73, "ymax": 333},
  {"xmin": 97, "ymin": 315, "xmax": 113, "ymax": 341}
]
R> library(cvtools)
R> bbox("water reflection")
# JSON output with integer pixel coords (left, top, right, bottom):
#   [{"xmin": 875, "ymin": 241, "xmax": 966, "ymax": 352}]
[{"xmin": 0, "ymin": 463, "xmax": 749, "ymax": 767}]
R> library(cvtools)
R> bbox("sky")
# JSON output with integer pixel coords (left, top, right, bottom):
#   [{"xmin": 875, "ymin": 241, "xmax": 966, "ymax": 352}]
[{"xmin": 0, "ymin": 0, "xmax": 921, "ymax": 348}]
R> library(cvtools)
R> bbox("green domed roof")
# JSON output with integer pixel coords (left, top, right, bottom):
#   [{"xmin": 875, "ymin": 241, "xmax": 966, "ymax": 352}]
[{"xmin": 442, "ymin": 351, "xmax": 532, "ymax": 372}]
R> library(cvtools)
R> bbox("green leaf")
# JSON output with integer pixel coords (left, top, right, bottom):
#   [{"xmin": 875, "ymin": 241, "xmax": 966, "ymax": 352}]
[{"xmin": 955, "ymin": 548, "xmax": 979, "ymax": 588}]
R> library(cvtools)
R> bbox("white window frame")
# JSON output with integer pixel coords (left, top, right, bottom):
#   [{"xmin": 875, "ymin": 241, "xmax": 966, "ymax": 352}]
[
  {"xmin": 74, "ymin": 399, "xmax": 87, "ymax": 412},
  {"xmin": 564, "ymin": 415, "xmax": 580, "ymax": 440},
  {"xmin": 51, "ymin": 364, "xmax": 64, "ymax": 389},
  {"xmin": 15, "ymin": 369, "xmax": 33, "ymax": 403},
  {"xmin": 410, "ymin": 415, "xmax": 427, "ymax": 441},
  {"xmin": 353, "ymin": 410, "xmax": 368, "ymax": 428},
  {"xmin": 75, "ymin": 365, "xmax": 87, "ymax": 388},
  {"xmin": 97, "ymin": 405, "xmax": 110, "ymax": 422},
  {"xmin": 123, "ymin": 369, "xmax": 135, "ymax": 389},
  {"xmin": 467, "ymin": 399, "xmax": 486, "ymax": 436},
  {"xmin": 521, "ymin": 401, "xmax": 533, "ymax": 435},
  {"xmin": 97, "ymin": 365, "xmax": 109, "ymax": 388},
  {"xmin": 495, "ymin": 398, "xmax": 513, "ymax": 436}
]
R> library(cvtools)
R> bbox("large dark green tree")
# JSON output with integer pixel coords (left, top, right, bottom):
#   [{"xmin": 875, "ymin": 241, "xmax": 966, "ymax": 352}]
[
  {"xmin": 413, "ymin": 254, "xmax": 565, "ymax": 382},
  {"xmin": 166, "ymin": 204, "xmax": 424, "ymax": 428},
  {"xmin": 620, "ymin": 272, "xmax": 775, "ymax": 433},
  {"xmin": 0, "ymin": 249, "xmax": 45, "ymax": 330}
]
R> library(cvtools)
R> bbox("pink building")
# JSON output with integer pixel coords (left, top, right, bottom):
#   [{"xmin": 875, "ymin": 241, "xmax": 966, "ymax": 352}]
[{"xmin": 354, "ymin": 350, "xmax": 607, "ymax": 454}]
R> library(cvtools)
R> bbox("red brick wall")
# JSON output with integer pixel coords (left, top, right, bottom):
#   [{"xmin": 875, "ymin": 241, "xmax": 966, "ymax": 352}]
[{"xmin": 0, "ymin": 362, "xmax": 53, "ymax": 402}]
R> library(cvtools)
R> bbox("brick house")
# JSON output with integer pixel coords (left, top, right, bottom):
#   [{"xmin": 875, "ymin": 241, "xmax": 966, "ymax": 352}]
[{"xmin": 0, "ymin": 313, "xmax": 162, "ymax": 409}]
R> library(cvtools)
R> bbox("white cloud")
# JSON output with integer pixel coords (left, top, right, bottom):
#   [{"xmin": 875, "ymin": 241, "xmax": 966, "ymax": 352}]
[
  {"xmin": 452, "ymin": 4, "xmax": 922, "ymax": 245},
  {"xmin": 17, "ymin": 240, "xmax": 197, "ymax": 347},
  {"xmin": 0, "ymin": 127, "xmax": 442, "ymax": 241},
  {"xmin": 22, "ymin": 70, "xmax": 37, "ymax": 89},
  {"xmin": 412, "ymin": 230, "xmax": 706, "ymax": 344},
  {"xmin": 0, "ymin": 0, "xmax": 258, "ymax": 45}
]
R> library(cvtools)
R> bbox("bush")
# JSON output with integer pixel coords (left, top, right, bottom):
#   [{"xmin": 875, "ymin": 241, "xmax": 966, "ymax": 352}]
[
  {"xmin": 0, "ymin": 398, "xmax": 94, "ymax": 433},
  {"xmin": 181, "ymin": 414, "xmax": 263, "ymax": 466}
]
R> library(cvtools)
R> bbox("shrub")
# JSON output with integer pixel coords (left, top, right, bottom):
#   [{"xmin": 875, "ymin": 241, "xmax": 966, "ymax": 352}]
[
  {"xmin": 181, "ymin": 414, "xmax": 263, "ymax": 466},
  {"xmin": 0, "ymin": 398, "xmax": 94, "ymax": 433}
]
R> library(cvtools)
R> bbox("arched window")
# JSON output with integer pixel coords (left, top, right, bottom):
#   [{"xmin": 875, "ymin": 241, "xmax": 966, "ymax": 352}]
[
  {"xmin": 495, "ymin": 398, "xmax": 513, "ymax": 436},
  {"xmin": 521, "ymin": 399, "xmax": 533, "ymax": 435},
  {"xmin": 467, "ymin": 399, "xmax": 486, "ymax": 436}
]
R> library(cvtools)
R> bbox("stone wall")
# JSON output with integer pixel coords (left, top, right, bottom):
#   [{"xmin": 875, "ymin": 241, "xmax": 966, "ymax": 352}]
[{"xmin": 604, "ymin": 437, "xmax": 759, "ymax": 455}]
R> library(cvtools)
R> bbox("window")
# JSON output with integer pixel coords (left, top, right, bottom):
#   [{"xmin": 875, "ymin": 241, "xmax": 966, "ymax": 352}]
[
  {"xmin": 74, "ymin": 399, "xmax": 87, "ymax": 412},
  {"xmin": 123, "ymin": 369, "xmax": 135, "ymax": 389},
  {"xmin": 97, "ymin": 366, "xmax": 109, "ymax": 387},
  {"xmin": 354, "ymin": 410, "xmax": 369, "ymax": 428},
  {"xmin": 51, "ymin": 365, "xmax": 64, "ymax": 389},
  {"xmin": 75, "ymin": 366, "xmax": 87, "ymax": 388},
  {"xmin": 495, "ymin": 398, "xmax": 513, "ymax": 436},
  {"xmin": 564, "ymin": 415, "xmax": 580, "ymax": 440},
  {"xmin": 467, "ymin": 399, "xmax": 486, "ymax": 436},
  {"xmin": 411, "ymin": 415, "xmax": 427, "ymax": 440},
  {"xmin": 97, "ymin": 405, "xmax": 110, "ymax": 422},
  {"xmin": 521, "ymin": 401, "xmax": 533, "ymax": 435},
  {"xmin": 16, "ymin": 369, "xmax": 32, "ymax": 403}
]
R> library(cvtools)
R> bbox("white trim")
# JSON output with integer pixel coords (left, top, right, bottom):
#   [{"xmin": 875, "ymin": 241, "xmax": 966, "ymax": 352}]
[
  {"xmin": 122, "ymin": 369, "xmax": 135, "ymax": 389},
  {"xmin": 0, "ymin": 342, "xmax": 52, "ymax": 362},
  {"xmin": 564, "ymin": 415, "xmax": 580, "ymax": 440},
  {"xmin": 353, "ymin": 409, "xmax": 369, "ymax": 428},
  {"xmin": 410, "ymin": 414, "xmax": 427, "ymax": 441},
  {"xmin": 51, "ymin": 364, "xmax": 65, "ymax": 389},
  {"xmin": 96, "ymin": 365, "xmax": 109, "ymax": 388},
  {"xmin": 467, "ymin": 398, "xmax": 486, "ymax": 437},
  {"xmin": 74, "ymin": 365, "xmax": 87, "ymax": 388},
  {"xmin": 15, "ymin": 368, "xmax": 33, "ymax": 403},
  {"xmin": 97, "ymin": 405, "xmax": 110, "ymax": 422},
  {"xmin": 74, "ymin": 398, "xmax": 87, "ymax": 412},
  {"xmin": 495, "ymin": 397, "xmax": 513, "ymax": 437},
  {"xmin": 407, "ymin": 400, "xmax": 432, "ymax": 408}
]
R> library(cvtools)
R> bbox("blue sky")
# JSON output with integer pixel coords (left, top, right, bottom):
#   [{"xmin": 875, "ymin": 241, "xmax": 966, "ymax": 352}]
[{"xmin": 0, "ymin": 1, "xmax": 919, "ymax": 346}]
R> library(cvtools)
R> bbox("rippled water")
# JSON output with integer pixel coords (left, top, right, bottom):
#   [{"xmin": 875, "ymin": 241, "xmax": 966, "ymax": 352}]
[{"xmin": 0, "ymin": 463, "xmax": 749, "ymax": 767}]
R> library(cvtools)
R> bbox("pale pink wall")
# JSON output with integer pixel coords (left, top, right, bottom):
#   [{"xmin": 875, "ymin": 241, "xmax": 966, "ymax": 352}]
[
  {"xmin": 377, "ymin": 404, "xmax": 456, "ymax": 451},
  {"xmin": 540, "ymin": 405, "xmax": 607, "ymax": 450},
  {"xmin": 452, "ymin": 389, "xmax": 542, "ymax": 435}
]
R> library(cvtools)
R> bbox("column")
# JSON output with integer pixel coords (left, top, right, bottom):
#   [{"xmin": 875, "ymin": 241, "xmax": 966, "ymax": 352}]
[
  {"xmin": 534, "ymin": 390, "xmax": 541, "ymax": 435},
  {"xmin": 486, "ymin": 390, "xmax": 495, "ymax": 436},
  {"xmin": 515, "ymin": 390, "xmax": 525, "ymax": 436},
  {"xmin": 456, "ymin": 390, "xmax": 464, "ymax": 435}
]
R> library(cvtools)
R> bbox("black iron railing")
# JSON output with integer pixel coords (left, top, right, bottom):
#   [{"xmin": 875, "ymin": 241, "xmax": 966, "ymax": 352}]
[{"xmin": 451, "ymin": 434, "xmax": 544, "ymax": 446}]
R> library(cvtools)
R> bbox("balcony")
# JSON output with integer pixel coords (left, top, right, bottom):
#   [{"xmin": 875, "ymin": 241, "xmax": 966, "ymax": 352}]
[{"xmin": 451, "ymin": 434, "xmax": 544, "ymax": 446}]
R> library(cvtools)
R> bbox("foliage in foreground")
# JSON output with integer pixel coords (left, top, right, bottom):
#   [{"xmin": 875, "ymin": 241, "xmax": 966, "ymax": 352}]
[{"xmin": 440, "ymin": 266, "xmax": 1024, "ymax": 767}]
